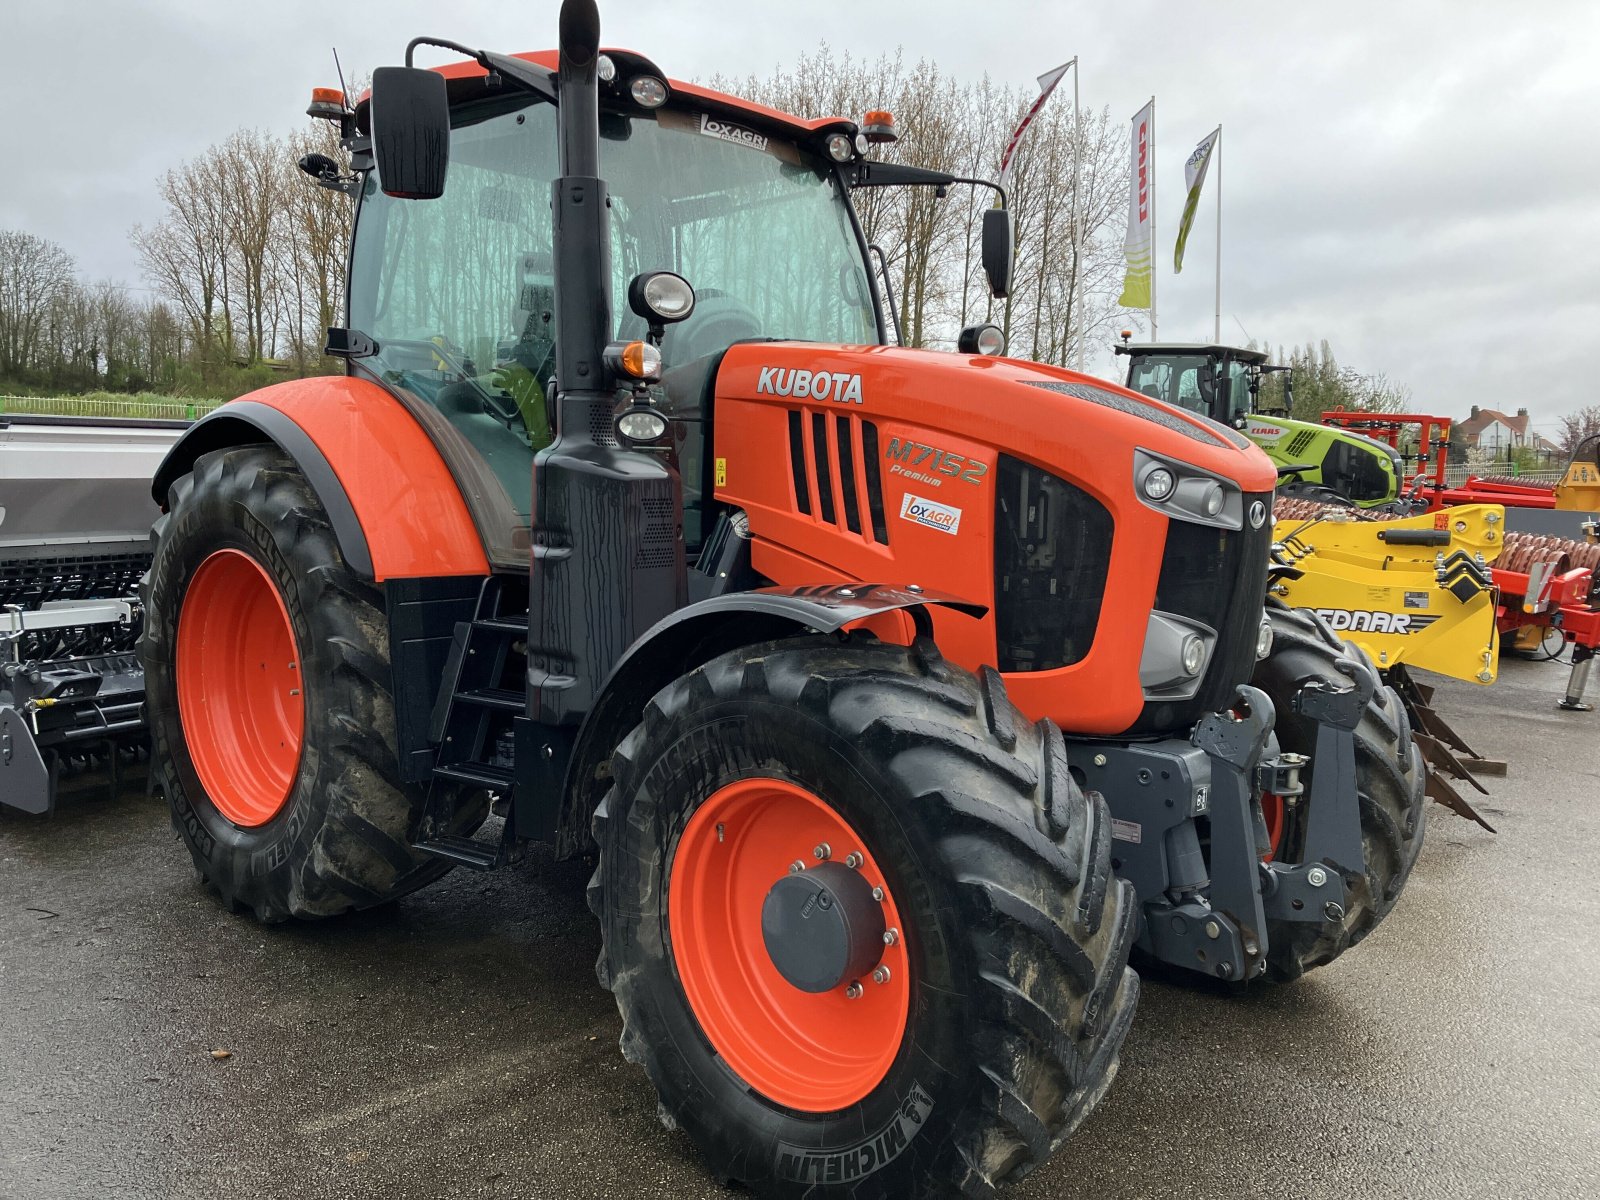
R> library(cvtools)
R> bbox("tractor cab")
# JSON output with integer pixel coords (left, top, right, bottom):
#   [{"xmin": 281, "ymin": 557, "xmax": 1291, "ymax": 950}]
[
  {"xmin": 343, "ymin": 64, "xmax": 882, "ymax": 569},
  {"xmin": 1113, "ymin": 340, "xmax": 1271, "ymax": 428}
]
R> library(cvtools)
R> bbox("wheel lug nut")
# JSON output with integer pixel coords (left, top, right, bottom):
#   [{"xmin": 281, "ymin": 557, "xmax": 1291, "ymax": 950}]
[
  {"xmin": 871, "ymin": 886, "xmax": 885, "ymax": 902},
  {"xmin": 872, "ymin": 965, "xmax": 891, "ymax": 985},
  {"xmin": 845, "ymin": 982, "xmax": 863, "ymax": 999},
  {"xmin": 813, "ymin": 843, "xmax": 831, "ymax": 861},
  {"xmin": 788, "ymin": 860, "xmax": 806, "ymax": 874},
  {"xmin": 883, "ymin": 928, "xmax": 899, "ymax": 946},
  {"xmin": 844, "ymin": 852, "xmax": 863, "ymax": 869}
]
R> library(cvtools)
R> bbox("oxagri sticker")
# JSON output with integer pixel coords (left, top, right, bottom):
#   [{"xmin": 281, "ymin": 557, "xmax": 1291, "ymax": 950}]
[{"xmin": 899, "ymin": 493, "xmax": 962, "ymax": 535}]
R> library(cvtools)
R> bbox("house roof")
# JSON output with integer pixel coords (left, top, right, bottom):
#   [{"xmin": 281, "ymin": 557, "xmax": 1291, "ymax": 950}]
[{"xmin": 1456, "ymin": 408, "xmax": 1531, "ymax": 442}]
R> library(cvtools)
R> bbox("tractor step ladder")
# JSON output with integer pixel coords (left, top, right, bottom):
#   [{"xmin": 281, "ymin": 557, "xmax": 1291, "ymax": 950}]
[{"xmin": 414, "ymin": 579, "xmax": 528, "ymax": 871}]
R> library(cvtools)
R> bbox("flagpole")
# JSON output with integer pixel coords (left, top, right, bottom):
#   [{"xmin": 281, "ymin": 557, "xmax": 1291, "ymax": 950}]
[
  {"xmin": 1070, "ymin": 59, "xmax": 1083, "ymax": 372},
  {"xmin": 1150, "ymin": 96, "xmax": 1159, "ymax": 341},
  {"xmin": 1213, "ymin": 125, "xmax": 1222, "ymax": 343}
]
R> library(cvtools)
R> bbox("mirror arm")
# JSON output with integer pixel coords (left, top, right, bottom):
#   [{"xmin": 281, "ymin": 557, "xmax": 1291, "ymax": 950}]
[
  {"xmin": 403, "ymin": 38, "xmax": 558, "ymax": 102},
  {"xmin": 849, "ymin": 161, "xmax": 1008, "ymax": 210}
]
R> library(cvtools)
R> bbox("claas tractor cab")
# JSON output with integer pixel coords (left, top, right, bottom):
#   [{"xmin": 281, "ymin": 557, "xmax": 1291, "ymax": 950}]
[
  {"xmin": 137, "ymin": 4, "xmax": 1425, "ymax": 1194},
  {"xmin": 1115, "ymin": 338, "xmax": 1408, "ymax": 510}
]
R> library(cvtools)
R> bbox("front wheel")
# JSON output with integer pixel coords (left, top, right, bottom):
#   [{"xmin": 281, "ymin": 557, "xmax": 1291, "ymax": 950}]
[
  {"xmin": 1253, "ymin": 603, "xmax": 1426, "ymax": 979},
  {"xmin": 589, "ymin": 635, "xmax": 1137, "ymax": 1197}
]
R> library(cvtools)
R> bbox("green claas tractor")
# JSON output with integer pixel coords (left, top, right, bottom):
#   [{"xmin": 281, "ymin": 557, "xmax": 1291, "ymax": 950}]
[{"xmin": 1115, "ymin": 340, "xmax": 1408, "ymax": 510}]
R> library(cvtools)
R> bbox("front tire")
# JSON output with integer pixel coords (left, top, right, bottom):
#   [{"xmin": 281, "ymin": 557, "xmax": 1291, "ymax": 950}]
[
  {"xmin": 138, "ymin": 446, "xmax": 484, "ymax": 921},
  {"xmin": 1252, "ymin": 602, "xmax": 1426, "ymax": 979},
  {"xmin": 589, "ymin": 635, "xmax": 1138, "ymax": 1197}
]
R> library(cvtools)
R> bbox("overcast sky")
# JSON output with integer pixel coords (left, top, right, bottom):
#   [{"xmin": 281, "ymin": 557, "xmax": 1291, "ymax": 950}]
[{"xmin": 3, "ymin": 1, "xmax": 1597, "ymax": 429}]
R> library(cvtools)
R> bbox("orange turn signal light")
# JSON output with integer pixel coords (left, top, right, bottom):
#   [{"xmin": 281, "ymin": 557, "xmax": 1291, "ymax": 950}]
[{"xmin": 604, "ymin": 339, "xmax": 663, "ymax": 381}]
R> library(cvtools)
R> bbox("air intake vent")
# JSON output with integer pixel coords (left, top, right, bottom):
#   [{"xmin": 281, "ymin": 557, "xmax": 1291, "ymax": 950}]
[
  {"xmin": 1286, "ymin": 429, "xmax": 1317, "ymax": 458},
  {"xmin": 786, "ymin": 408, "xmax": 889, "ymax": 545},
  {"xmin": 634, "ymin": 497, "xmax": 676, "ymax": 568}
]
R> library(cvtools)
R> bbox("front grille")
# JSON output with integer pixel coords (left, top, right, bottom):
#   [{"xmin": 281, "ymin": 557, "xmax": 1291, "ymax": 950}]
[
  {"xmin": 1132, "ymin": 497, "xmax": 1273, "ymax": 734},
  {"xmin": 786, "ymin": 408, "xmax": 889, "ymax": 545},
  {"xmin": 993, "ymin": 456, "xmax": 1115, "ymax": 672}
]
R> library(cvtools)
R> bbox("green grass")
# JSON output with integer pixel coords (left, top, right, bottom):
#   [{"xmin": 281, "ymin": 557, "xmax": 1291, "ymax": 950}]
[{"xmin": 0, "ymin": 392, "xmax": 226, "ymax": 420}]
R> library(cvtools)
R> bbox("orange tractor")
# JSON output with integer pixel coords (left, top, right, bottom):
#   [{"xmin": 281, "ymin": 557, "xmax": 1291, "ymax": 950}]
[{"xmin": 138, "ymin": 3, "xmax": 1425, "ymax": 1193}]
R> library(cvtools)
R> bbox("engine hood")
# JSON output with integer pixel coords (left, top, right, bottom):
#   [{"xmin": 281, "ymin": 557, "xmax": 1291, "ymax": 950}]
[{"xmin": 714, "ymin": 342, "xmax": 1280, "ymax": 496}]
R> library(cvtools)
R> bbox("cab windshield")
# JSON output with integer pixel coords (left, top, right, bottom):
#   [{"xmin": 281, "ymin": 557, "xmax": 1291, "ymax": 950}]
[
  {"xmin": 348, "ymin": 96, "xmax": 877, "ymax": 563},
  {"xmin": 1126, "ymin": 354, "xmax": 1253, "ymax": 424}
]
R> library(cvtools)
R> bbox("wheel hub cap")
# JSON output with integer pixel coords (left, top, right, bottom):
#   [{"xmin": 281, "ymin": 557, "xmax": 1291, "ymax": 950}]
[{"xmin": 762, "ymin": 862, "xmax": 886, "ymax": 993}]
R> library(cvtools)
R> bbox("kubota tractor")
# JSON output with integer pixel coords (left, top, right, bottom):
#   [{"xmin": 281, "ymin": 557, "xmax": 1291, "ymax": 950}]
[{"xmin": 137, "ymin": 4, "xmax": 1424, "ymax": 1193}]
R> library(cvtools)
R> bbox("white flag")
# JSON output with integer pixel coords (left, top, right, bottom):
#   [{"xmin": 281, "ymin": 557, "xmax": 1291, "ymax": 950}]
[
  {"xmin": 997, "ymin": 60, "xmax": 1075, "ymax": 191},
  {"xmin": 1118, "ymin": 99, "xmax": 1154, "ymax": 310},
  {"xmin": 1175, "ymin": 127, "xmax": 1220, "ymax": 273}
]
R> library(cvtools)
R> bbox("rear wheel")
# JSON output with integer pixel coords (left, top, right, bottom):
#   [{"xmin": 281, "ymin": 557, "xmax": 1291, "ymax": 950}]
[
  {"xmin": 590, "ymin": 635, "xmax": 1138, "ymax": 1197},
  {"xmin": 138, "ymin": 445, "xmax": 485, "ymax": 921},
  {"xmin": 1252, "ymin": 603, "xmax": 1426, "ymax": 979}
]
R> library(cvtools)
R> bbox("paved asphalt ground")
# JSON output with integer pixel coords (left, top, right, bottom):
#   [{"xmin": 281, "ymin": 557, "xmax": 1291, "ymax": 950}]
[{"xmin": 3, "ymin": 654, "xmax": 1597, "ymax": 1200}]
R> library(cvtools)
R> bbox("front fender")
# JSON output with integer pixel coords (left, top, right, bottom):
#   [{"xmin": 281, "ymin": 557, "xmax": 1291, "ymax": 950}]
[
  {"xmin": 550, "ymin": 584, "xmax": 986, "ymax": 857},
  {"xmin": 150, "ymin": 377, "xmax": 488, "ymax": 582}
]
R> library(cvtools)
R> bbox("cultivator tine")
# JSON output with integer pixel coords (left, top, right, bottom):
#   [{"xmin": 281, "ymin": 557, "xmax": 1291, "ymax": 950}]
[
  {"xmin": 1424, "ymin": 767, "xmax": 1496, "ymax": 833},
  {"xmin": 1390, "ymin": 664, "xmax": 1497, "ymax": 767},
  {"xmin": 1412, "ymin": 730, "xmax": 1490, "ymax": 796}
]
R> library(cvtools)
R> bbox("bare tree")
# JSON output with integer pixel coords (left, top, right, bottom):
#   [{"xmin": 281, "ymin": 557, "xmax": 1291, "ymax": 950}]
[
  {"xmin": 0, "ymin": 230, "xmax": 76, "ymax": 377},
  {"xmin": 1558, "ymin": 404, "xmax": 1600, "ymax": 454}
]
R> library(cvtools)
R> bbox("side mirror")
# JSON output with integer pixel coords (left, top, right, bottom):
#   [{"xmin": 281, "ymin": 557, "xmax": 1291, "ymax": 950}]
[
  {"xmin": 981, "ymin": 207, "xmax": 1014, "ymax": 299},
  {"xmin": 370, "ymin": 66, "xmax": 451, "ymax": 199}
]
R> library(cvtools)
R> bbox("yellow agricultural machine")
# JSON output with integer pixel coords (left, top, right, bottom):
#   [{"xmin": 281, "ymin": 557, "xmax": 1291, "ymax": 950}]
[{"xmin": 1269, "ymin": 497, "xmax": 1504, "ymax": 827}]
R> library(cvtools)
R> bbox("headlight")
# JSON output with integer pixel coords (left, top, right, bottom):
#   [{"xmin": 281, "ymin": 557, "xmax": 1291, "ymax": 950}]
[
  {"xmin": 1256, "ymin": 616, "xmax": 1274, "ymax": 659},
  {"xmin": 615, "ymin": 406, "xmax": 669, "ymax": 443},
  {"xmin": 1132, "ymin": 450, "xmax": 1245, "ymax": 530},
  {"xmin": 1143, "ymin": 467, "xmax": 1177, "ymax": 502},
  {"xmin": 825, "ymin": 132, "xmax": 854, "ymax": 162},
  {"xmin": 1181, "ymin": 634, "xmax": 1207, "ymax": 677},
  {"xmin": 630, "ymin": 76, "xmax": 668, "ymax": 108}
]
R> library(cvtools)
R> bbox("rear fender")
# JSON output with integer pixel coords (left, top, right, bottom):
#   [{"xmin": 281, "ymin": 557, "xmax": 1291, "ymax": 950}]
[
  {"xmin": 550, "ymin": 584, "xmax": 986, "ymax": 858},
  {"xmin": 150, "ymin": 377, "xmax": 488, "ymax": 582}
]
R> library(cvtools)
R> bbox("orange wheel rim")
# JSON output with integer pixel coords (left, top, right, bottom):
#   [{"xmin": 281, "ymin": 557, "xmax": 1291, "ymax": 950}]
[
  {"xmin": 176, "ymin": 549, "xmax": 305, "ymax": 827},
  {"xmin": 668, "ymin": 778, "xmax": 911, "ymax": 1112}
]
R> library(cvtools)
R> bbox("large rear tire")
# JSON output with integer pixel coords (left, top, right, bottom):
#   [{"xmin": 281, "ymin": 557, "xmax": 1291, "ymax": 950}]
[
  {"xmin": 138, "ymin": 446, "xmax": 485, "ymax": 921},
  {"xmin": 589, "ymin": 635, "xmax": 1138, "ymax": 1197},
  {"xmin": 1252, "ymin": 602, "xmax": 1426, "ymax": 979}
]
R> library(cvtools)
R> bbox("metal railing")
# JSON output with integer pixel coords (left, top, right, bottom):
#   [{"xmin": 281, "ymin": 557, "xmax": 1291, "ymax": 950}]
[{"xmin": 0, "ymin": 395, "xmax": 226, "ymax": 421}]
